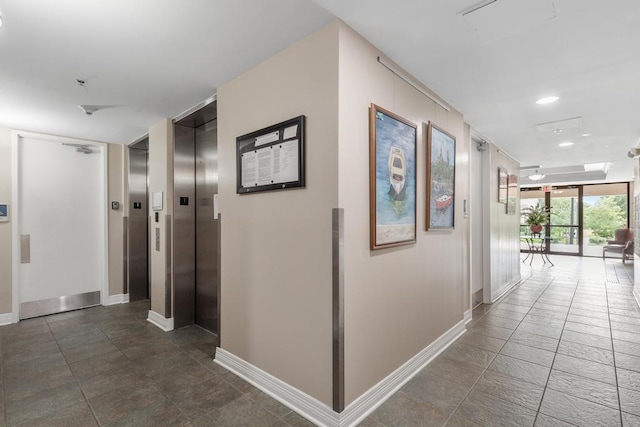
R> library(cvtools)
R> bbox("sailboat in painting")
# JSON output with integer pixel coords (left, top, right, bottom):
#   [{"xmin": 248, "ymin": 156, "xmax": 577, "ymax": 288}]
[{"xmin": 388, "ymin": 146, "xmax": 406, "ymax": 197}]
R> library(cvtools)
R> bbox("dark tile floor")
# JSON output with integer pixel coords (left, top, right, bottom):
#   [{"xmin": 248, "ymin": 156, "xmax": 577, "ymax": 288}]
[
  {"xmin": 0, "ymin": 300, "xmax": 312, "ymax": 426},
  {"xmin": 365, "ymin": 256, "xmax": 640, "ymax": 426},
  {"xmin": 1, "ymin": 256, "xmax": 638, "ymax": 426}
]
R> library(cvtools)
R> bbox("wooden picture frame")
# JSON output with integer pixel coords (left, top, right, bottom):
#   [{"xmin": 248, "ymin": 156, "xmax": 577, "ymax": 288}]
[
  {"xmin": 426, "ymin": 122, "xmax": 456, "ymax": 230},
  {"xmin": 369, "ymin": 104, "xmax": 417, "ymax": 250}
]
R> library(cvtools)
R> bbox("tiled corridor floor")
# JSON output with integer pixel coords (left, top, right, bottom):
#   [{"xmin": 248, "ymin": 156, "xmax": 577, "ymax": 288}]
[
  {"xmin": 364, "ymin": 256, "xmax": 640, "ymax": 426},
  {"xmin": 1, "ymin": 256, "xmax": 639, "ymax": 426},
  {"xmin": 0, "ymin": 301, "xmax": 309, "ymax": 426}
]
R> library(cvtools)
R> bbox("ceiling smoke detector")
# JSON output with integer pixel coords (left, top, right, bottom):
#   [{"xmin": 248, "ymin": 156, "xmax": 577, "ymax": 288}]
[{"xmin": 78, "ymin": 105, "xmax": 101, "ymax": 116}]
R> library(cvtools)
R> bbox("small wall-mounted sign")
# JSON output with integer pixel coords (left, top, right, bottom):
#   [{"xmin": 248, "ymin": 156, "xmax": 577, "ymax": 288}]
[{"xmin": 152, "ymin": 192, "xmax": 163, "ymax": 211}]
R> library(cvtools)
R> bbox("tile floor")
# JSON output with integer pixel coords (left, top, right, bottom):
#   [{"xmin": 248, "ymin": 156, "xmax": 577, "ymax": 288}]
[
  {"xmin": 364, "ymin": 256, "xmax": 640, "ymax": 426},
  {"xmin": 0, "ymin": 256, "xmax": 638, "ymax": 426},
  {"xmin": 0, "ymin": 300, "xmax": 310, "ymax": 426}
]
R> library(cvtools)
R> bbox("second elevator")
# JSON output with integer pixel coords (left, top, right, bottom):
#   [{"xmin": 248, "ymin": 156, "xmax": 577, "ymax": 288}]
[{"xmin": 173, "ymin": 100, "xmax": 220, "ymax": 334}]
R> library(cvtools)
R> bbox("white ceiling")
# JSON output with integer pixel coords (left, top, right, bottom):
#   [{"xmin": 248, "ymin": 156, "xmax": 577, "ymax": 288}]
[
  {"xmin": 312, "ymin": 0, "xmax": 640, "ymax": 184},
  {"xmin": 1, "ymin": 0, "xmax": 639, "ymax": 185},
  {"xmin": 0, "ymin": 0, "xmax": 334, "ymax": 143}
]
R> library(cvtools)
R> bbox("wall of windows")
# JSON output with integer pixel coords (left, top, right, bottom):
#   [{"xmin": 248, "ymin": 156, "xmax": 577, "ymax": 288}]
[{"xmin": 520, "ymin": 183, "xmax": 629, "ymax": 257}]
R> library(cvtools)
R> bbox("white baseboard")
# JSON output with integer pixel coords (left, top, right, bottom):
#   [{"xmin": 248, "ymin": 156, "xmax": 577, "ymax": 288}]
[
  {"xmin": 215, "ymin": 348, "xmax": 338, "ymax": 426},
  {"xmin": 147, "ymin": 310, "xmax": 174, "ymax": 331},
  {"xmin": 215, "ymin": 317, "xmax": 467, "ymax": 427},
  {"xmin": 104, "ymin": 293, "xmax": 130, "ymax": 306},
  {"xmin": 633, "ymin": 288, "xmax": 640, "ymax": 310},
  {"xmin": 490, "ymin": 276, "xmax": 522, "ymax": 304},
  {"xmin": 464, "ymin": 309, "xmax": 472, "ymax": 324},
  {"xmin": 0, "ymin": 312, "xmax": 15, "ymax": 326}
]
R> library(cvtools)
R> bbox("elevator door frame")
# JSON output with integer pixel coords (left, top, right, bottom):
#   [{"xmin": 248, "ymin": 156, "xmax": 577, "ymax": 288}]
[
  {"xmin": 128, "ymin": 140, "xmax": 150, "ymax": 301},
  {"xmin": 173, "ymin": 98, "xmax": 220, "ymax": 336}
]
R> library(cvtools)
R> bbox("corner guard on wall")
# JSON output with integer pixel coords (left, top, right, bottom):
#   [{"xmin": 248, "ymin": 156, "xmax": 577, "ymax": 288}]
[
  {"xmin": 214, "ymin": 316, "xmax": 467, "ymax": 427},
  {"xmin": 332, "ymin": 208, "xmax": 345, "ymax": 413}
]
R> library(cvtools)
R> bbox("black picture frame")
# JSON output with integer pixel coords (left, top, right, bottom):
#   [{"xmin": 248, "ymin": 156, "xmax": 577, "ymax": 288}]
[{"xmin": 236, "ymin": 115, "xmax": 306, "ymax": 194}]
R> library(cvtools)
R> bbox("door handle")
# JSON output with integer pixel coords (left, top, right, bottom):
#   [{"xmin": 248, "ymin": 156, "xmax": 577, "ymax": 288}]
[{"xmin": 21, "ymin": 234, "xmax": 30, "ymax": 263}]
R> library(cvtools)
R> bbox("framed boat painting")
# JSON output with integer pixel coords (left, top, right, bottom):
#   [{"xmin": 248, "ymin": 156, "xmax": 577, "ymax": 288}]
[
  {"xmin": 369, "ymin": 104, "xmax": 417, "ymax": 250},
  {"xmin": 426, "ymin": 122, "xmax": 455, "ymax": 230}
]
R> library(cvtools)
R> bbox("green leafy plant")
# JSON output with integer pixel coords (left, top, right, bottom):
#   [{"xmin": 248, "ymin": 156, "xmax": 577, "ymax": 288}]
[{"xmin": 521, "ymin": 203, "xmax": 551, "ymax": 226}]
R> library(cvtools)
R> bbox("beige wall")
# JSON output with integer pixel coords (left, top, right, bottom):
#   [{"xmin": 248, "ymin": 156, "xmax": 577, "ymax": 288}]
[
  {"xmin": 107, "ymin": 143, "xmax": 125, "ymax": 296},
  {"xmin": 148, "ymin": 119, "xmax": 174, "ymax": 317},
  {"xmin": 337, "ymin": 23, "xmax": 470, "ymax": 405},
  {"xmin": 483, "ymin": 144, "xmax": 521, "ymax": 302},
  {"xmin": 218, "ymin": 22, "xmax": 340, "ymax": 406},
  {"xmin": 0, "ymin": 127, "xmax": 12, "ymax": 314}
]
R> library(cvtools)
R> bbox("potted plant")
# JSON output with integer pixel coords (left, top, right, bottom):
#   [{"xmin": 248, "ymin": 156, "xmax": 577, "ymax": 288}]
[{"xmin": 521, "ymin": 203, "xmax": 551, "ymax": 234}]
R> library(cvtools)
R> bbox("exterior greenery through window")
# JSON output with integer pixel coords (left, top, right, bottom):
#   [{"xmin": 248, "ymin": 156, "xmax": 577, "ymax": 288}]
[{"xmin": 520, "ymin": 183, "xmax": 628, "ymax": 256}]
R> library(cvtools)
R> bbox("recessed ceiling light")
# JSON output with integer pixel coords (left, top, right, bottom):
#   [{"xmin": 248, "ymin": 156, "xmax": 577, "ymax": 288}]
[
  {"xmin": 558, "ymin": 142, "xmax": 574, "ymax": 147},
  {"xmin": 536, "ymin": 96, "xmax": 559, "ymax": 105},
  {"xmin": 581, "ymin": 133, "xmax": 591, "ymax": 137}
]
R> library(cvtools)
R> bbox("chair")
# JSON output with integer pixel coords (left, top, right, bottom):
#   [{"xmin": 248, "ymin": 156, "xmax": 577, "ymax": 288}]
[{"xmin": 602, "ymin": 228, "xmax": 634, "ymax": 263}]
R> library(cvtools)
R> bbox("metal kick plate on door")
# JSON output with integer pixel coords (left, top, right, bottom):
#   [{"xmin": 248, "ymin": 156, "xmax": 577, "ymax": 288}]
[{"xmin": 21, "ymin": 234, "xmax": 30, "ymax": 263}]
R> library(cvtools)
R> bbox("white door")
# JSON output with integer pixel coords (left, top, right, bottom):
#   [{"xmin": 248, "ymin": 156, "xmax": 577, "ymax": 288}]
[{"xmin": 18, "ymin": 135, "xmax": 105, "ymax": 319}]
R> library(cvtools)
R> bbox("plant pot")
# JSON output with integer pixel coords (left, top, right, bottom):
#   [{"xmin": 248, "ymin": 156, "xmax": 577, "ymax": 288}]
[{"xmin": 530, "ymin": 224, "xmax": 543, "ymax": 234}]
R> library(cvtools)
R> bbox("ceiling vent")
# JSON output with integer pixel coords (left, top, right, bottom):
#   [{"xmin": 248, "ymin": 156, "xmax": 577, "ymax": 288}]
[{"xmin": 462, "ymin": 0, "xmax": 557, "ymax": 43}]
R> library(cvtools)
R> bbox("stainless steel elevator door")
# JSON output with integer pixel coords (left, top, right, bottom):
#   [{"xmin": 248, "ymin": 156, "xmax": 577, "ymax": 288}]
[
  {"xmin": 195, "ymin": 119, "xmax": 219, "ymax": 334},
  {"xmin": 128, "ymin": 144, "xmax": 149, "ymax": 301}
]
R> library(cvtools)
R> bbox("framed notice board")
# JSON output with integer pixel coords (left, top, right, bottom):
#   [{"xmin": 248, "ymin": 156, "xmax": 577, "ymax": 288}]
[{"xmin": 236, "ymin": 115, "xmax": 306, "ymax": 194}]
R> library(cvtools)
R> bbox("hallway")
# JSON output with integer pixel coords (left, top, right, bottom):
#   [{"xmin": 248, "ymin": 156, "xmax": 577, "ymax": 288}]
[
  {"xmin": 1, "ymin": 257, "xmax": 639, "ymax": 426},
  {"xmin": 365, "ymin": 256, "xmax": 640, "ymax": 426}
]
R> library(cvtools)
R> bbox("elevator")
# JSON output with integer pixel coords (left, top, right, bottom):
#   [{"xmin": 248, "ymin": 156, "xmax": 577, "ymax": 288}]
[
  {"xmin": 173, "ymin": 100, "xmax": 220, "ymax": 334},
  {"xmin": 128, "ymin": 138, "xmax": 149, "ymax": 301}
]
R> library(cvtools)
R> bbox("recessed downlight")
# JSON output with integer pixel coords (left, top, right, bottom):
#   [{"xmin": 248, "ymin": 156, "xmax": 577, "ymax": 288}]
[
  {"xmin": 581, "ymin": 133, "xmax": 591, "ymax": 137},
  {"xmin": 558, "ymin": 142, "xmax": 574, "ymax": 147},
  {"xmin": 536, "ymin": 96, "xmax": 559, "ymax": 105}
]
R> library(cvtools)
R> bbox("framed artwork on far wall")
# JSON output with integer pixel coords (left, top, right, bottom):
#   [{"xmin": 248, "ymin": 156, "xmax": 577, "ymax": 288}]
[
  {"xmin": 498, "ymin": 167, "xmax": 508, "ymax": 211},
  {"xmin": 369, "ymin": 104, "xmax": 417, "ymax": 250},
  {"xmin": 507, "ymin": 173, "xmax": 518, "ymax": 215},
  {"xmin": 426, "ymin": 122, "xmax": 456, "ymax": 230}
]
